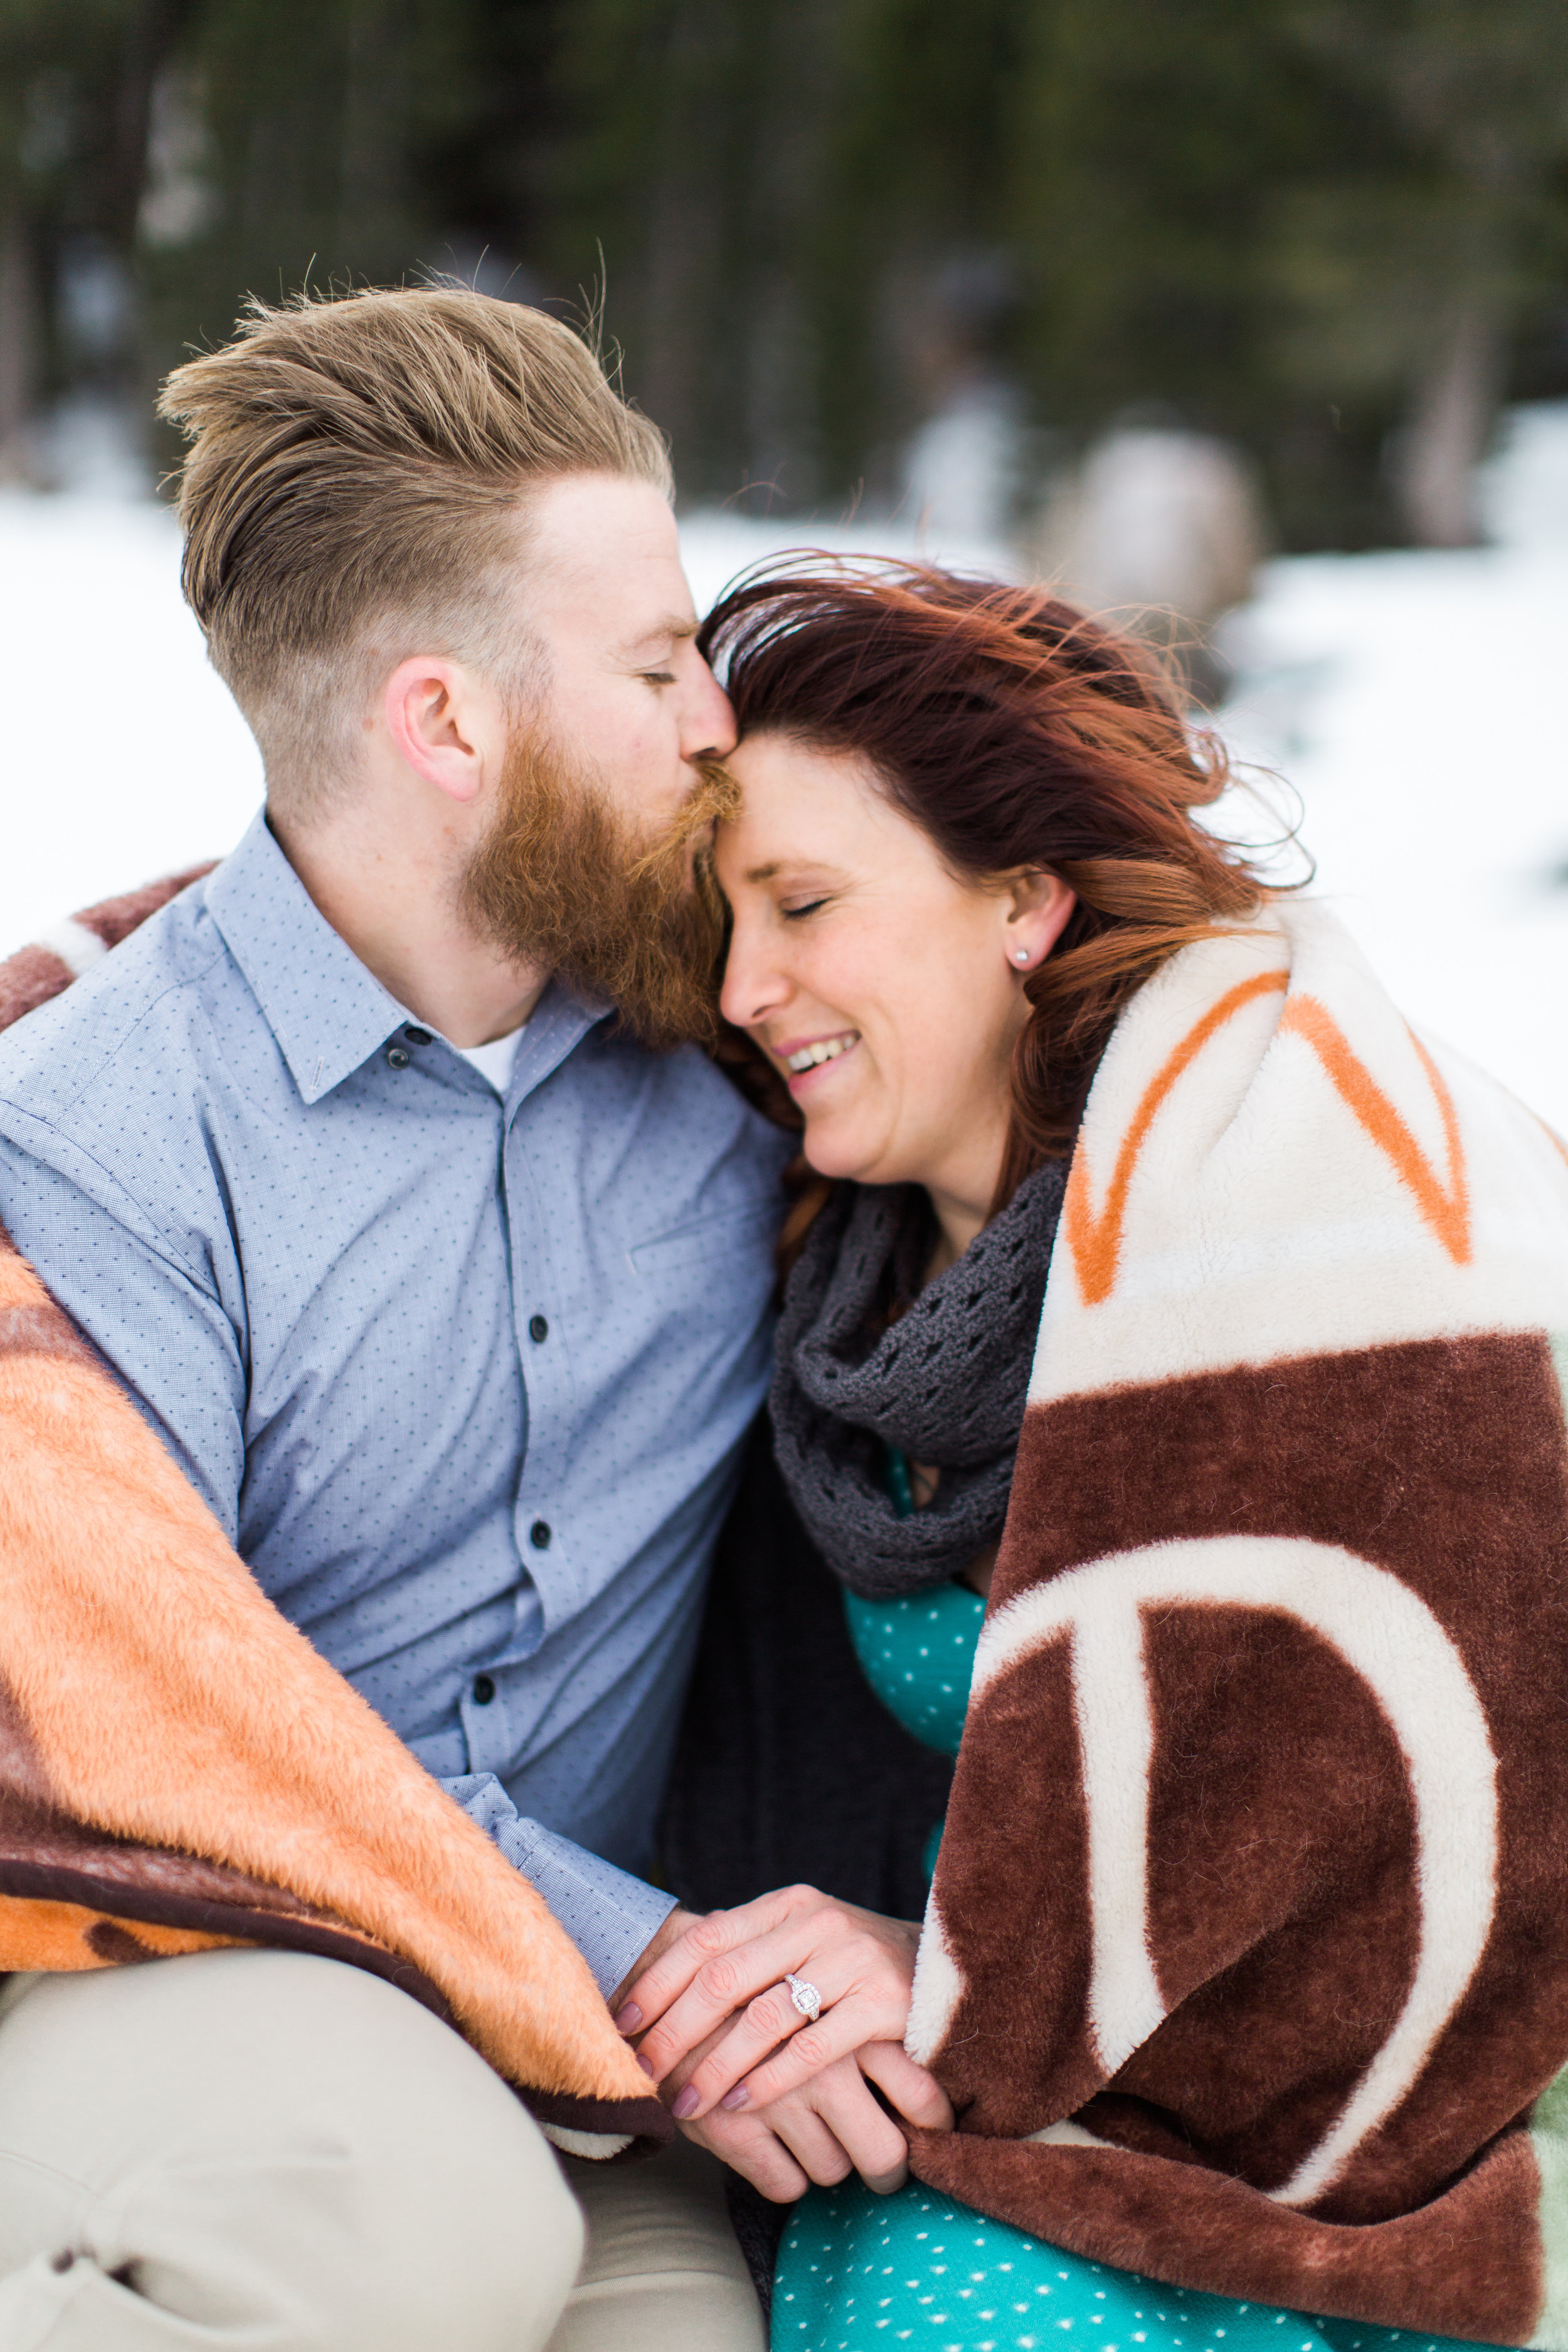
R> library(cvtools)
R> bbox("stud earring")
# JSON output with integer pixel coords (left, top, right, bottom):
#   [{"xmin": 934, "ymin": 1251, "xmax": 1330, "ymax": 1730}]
[{"xmin": 1014, "ymin": 949, "xmax": 1030, "ymax": 965}]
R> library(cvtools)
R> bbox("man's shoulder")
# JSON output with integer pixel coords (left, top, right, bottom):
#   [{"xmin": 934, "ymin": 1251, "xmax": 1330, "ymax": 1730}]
[
  {"xmin": 0, "ymin": 882, "xmax": 234, "ymax": 1132},
  {"xmin": 585, "ymin": 1024, "xmax": 795, "ymax": 1154},
  {"xmin": 571, "ymin": 1029, "xmax": 797, "ymax": 1247}
]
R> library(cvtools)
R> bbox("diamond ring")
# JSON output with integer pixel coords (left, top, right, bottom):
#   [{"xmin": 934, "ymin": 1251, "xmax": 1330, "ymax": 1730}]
[{"xmin": 785, "ymin": 1972, "xmax": 823, "ymax": 2023}]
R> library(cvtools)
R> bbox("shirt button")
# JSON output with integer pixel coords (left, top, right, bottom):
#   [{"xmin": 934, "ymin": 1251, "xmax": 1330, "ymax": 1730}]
[
  {"xmin": 529, "ymin": 1314, "xmax": 549, "ymax": 1343},
  {"xmin": 472, "ymin": 1673, "xmax": 497, "ymax": 1706},
  {"xmin": 403, "ymin": 1024, "xmax": 433, "ymax": 1047},
  {"xmin": 386, "ymin": 1045, "xmax": 410, "ymax": 1070},
  {"xmin": 529, "ymin": 1520, "xmax": 552, "ymax": 1550}
]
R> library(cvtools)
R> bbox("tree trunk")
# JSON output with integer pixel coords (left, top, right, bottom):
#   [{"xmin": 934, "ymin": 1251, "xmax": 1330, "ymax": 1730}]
[
  {"xmin": 0, "ymin": 219, "xmax": 38, "ymax": 477},
  {"xmin": 98, "ymin": 0, "xmax": 200, "ymax": 249},
  {"xmin": 1394, "ymin": 294, "xmax": 1505, "ymax": 548}
]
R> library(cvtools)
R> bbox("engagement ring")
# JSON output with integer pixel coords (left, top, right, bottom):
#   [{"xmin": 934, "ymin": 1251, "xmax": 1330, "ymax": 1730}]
[{"xmin": 785, "ymin": 1972, "xmax": 823, "ymax": 2023}]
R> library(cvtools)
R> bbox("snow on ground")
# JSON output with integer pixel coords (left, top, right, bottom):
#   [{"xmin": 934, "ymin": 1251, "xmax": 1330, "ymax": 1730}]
[
  {"xmin": 1, "ymin": 493, "xmax": 263, "ymax": 944},
  {"xmin": 1219, "ymin": 542, "xmax": 1568, "ymax": 1132},
  {"xmin": 3, "ymin": 441, "xmax": 1565, "ymax": 1127}
]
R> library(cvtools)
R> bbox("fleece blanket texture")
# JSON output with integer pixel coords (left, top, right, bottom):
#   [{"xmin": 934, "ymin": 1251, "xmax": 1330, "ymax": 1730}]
[
  {"xmin": 0, "ymin": 872, "xmax": 667, "ymax": 2158},
  {"xmin": 904, "ymin": 896, "xmax": 1568, "ymax": 2343}
]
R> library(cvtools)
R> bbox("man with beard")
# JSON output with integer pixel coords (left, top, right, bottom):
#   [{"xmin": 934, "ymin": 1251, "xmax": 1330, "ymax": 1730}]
[{"xmin": 0, "ymin": 289, "xmax": 941, "ymax": 2351}]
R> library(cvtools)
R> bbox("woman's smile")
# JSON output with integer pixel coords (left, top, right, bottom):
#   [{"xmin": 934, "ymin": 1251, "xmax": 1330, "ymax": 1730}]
[{"xmin": 775, "ymin": 1029, "xmax": 861, "ymax": 1083}]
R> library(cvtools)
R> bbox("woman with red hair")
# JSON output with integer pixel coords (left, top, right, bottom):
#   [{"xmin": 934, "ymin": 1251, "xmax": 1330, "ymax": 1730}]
[{"xmin": 626, "ymin": 561, "xmax": 1568, "ymax": 2352}]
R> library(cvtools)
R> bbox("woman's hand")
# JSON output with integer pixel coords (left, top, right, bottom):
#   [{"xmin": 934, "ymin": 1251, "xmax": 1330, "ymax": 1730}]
[
  {"xmin": 615, "ymin": 1883, "xmax": 932, "ymax": 2123},
  {"xmin": 678, "ymin": 2040, "xmax": 954, "ymax": 2202}
]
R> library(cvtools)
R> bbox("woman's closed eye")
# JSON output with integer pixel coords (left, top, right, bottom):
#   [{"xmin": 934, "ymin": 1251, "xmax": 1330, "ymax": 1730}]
[{"xmin": 781, "ymin": 896, "xmax": 831, "ymax": 920}]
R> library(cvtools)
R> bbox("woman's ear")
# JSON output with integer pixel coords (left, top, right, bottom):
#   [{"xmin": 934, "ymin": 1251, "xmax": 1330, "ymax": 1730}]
[{"xmin": 1002, "ymin": 871, "xmax": 1077, "ymax": 973}]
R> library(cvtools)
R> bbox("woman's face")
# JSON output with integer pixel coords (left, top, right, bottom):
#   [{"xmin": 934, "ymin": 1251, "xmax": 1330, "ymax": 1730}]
[{"xmin": 716, "ymin": 734, "xmax": 1074, "ymax": 1224}]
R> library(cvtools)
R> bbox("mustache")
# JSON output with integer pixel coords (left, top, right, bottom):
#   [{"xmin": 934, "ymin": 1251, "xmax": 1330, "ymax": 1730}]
[{"xmin": 625, "ymin": 760, "xmax": 741, "ymax": 886}]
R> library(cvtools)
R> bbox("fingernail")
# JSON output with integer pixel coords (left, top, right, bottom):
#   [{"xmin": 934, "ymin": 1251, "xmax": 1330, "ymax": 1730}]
[
  {"xmin": 721, "ymin": 2085, "xmax": 750, "ymax": 2111},
  {"xmin": 671, "ymin": 2085, "xmax": 701, "ymax": 2120},
  {"xmin": 636, "ymin": 2052, "xmax": 656, "ymax": 2077},
  {"xmin": 614, "ymin": 2003, "xmax": 642, "ymax": 2032}
]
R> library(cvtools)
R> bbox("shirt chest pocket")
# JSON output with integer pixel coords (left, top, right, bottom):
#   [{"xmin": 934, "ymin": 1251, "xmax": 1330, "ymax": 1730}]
[{"xmin": 626, "ymin": 1200, "xmax": 780, "ymax": 1279}]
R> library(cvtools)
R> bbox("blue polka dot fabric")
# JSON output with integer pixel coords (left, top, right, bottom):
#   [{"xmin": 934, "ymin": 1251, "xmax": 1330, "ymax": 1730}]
[{"xmin": 771, "ymin": 2178, "xmax": 1508, "ymax": 2352}]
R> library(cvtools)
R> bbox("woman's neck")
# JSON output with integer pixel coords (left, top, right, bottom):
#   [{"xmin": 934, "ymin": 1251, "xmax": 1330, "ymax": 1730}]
[
  {"xmin": 921, "ymin": 1182, "xmax": 993, "ymax": 1286},
  {"xmin": 913, "ymin": 1088, "xmax": 1014, "ymax": 1283}
]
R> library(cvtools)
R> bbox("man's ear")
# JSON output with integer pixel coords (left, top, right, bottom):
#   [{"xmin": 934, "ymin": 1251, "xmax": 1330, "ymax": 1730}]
[{"xmin": 383, "ymin": 657, "xmax": 494, "ymax": 807}]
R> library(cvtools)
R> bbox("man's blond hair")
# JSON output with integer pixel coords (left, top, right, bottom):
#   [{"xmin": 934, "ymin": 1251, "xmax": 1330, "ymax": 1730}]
[{"xmin": 157, "ymin": 287, "xmax": 674, "ymax": 815}]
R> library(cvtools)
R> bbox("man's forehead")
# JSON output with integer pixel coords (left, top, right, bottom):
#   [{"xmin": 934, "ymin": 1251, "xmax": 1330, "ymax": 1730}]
[
  {"xmin": 525, "ymin": 496, "xmax": 698, "ymax": 646},
  {"xmin": 527, "ymin": 475, "xmax": 682, "ymax": 574}
]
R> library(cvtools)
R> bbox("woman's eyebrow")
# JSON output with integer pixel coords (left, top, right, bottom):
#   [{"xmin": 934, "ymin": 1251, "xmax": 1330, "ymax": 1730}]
[{"xmin": 746, "ymin": 860, "xmax": 849, "ymax": 886}]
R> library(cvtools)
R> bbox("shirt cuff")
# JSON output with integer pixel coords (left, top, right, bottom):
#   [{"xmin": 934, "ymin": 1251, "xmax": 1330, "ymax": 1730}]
[{"xmin": 442, "ymin": 1772, "xmax": 678, "ymax": 2001}]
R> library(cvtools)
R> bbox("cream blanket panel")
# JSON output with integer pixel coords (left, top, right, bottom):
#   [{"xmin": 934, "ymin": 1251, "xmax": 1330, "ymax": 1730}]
[{"xmin": 1031, "ymin": 898, "xmax": 1568, "ymax": 1404}]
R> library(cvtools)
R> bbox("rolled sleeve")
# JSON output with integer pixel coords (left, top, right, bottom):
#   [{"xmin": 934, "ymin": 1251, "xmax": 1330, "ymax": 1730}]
[
  {"xmin": 0, "ymin": 1130, "xmax": 246, "ymax": 1532},
  {"xmin": 443, "ymin": 1773, "xmax": 677, "ymax": 2001}
]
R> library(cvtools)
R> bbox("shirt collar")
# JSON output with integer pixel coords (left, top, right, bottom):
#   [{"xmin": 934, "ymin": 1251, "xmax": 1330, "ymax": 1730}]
[
  {"xmin": 205, "ymin": 812, "xmax": 412, "ymax": 1105},
  {"xmin": 205, "ymin": 810, "xmax": 615, "ymax": 1108},
  {"xmin": 506, "ymin": 982, "xmax": 610, "ymax": 1110}
]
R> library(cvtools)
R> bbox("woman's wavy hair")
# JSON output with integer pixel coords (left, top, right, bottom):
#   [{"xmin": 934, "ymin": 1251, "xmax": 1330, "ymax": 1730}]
[{"xmin": 698, "ymin": 558, "xmax": 1273, "ymax": 1244}]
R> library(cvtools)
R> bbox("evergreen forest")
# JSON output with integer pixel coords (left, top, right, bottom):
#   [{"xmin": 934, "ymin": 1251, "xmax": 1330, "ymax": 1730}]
[{"xmin": 4, "ymin": 0, "xmax": 1568, "ymax": 548}]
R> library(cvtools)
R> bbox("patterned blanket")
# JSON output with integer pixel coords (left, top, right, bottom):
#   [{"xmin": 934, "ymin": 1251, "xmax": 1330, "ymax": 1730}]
[
  {"xmin": 906, "ymin": 898, "xmax": 1568, "ymax": 2342},
  {"xmin": 0, "ymin": 873, "xmax": 667, "ymax": 2158}
]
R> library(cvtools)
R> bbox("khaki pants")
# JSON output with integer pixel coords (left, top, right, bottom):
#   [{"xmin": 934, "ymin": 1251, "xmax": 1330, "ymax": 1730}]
[{"xmin": 0, "ymin": 1950, "xmax": 765, "ymax": 2351}]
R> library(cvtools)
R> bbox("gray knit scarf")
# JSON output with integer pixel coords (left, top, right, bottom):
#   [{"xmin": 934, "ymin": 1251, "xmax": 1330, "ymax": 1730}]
[{"xmin": 770, "ymin": 1160, "xmax": 1069, "ymax": 1599}]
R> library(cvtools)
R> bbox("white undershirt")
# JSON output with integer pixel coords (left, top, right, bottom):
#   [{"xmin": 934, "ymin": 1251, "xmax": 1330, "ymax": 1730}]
[{"xmin": 452, "ymin": 1025, "xmax": 526, "ymax": 1094}]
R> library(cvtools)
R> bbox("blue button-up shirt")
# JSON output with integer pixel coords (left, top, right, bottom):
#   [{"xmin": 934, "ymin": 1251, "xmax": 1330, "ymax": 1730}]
[{"xmin": 0, "ymin": 814, "xmax": 792, "ymax": 1994}]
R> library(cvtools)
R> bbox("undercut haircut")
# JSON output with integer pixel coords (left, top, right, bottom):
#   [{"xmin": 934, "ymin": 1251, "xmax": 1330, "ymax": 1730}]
[{"xmin": 157, "ymin": 287, "xmax": 673, "ymax": 817}]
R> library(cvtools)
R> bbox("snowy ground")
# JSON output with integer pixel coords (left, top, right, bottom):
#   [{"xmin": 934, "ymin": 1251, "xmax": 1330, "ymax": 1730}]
[
  {"xmin": 1218, "ymin": 543, "xmax": 1568, "ymax": 1133},
  {"xmin": 3, "ymin": 447, "xmax": 1565, "ymax": 1128}
]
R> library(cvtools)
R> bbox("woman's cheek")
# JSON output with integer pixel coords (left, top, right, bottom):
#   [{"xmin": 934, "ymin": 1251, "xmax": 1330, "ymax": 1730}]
[
  {"xmin": 829, "ymin": 1064, "xmax": 889, "ymax": 1175},
  {"xmin": 801, "ymin": 1089, "xmax": 863, "ymax": 1176}
]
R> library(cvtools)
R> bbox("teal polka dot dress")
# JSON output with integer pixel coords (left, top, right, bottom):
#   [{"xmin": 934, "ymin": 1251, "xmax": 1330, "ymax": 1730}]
[
  {"xmin": 776, "ymin": 1486, "xmax": 1512, "ymax": 2352},
  {"xmin": 843, "ymin": 1577, "xmax": 982, "ymax": 1879},
  {"xmin": 772, "ymin": 2176, "xmax": 1495, "ymax": 2352},
  {"xmin": 842, "ymin": 1581, "xmax": 983, "ymax": 1764}
]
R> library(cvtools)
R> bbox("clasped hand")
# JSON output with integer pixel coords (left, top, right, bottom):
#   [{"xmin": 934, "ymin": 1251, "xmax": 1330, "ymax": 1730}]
[{"xmin": 613, "ymin": 1886, "xmax": 953, "ymax": 2201}]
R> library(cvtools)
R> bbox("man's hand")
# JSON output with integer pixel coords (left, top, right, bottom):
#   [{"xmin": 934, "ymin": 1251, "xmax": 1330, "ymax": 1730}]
[
  {"xmin": 681, "ymin": 2043, "xmax": 952, "ymax": 2201},
  {"xmin": 614, "ymin": 1884, "xmax": 928, "ymax": 2124}
]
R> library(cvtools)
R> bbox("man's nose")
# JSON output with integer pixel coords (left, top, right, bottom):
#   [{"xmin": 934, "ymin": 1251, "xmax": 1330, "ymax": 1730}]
[{"xmin": 681, "ymin": 657, "xmax": 738, "ymax": 763}]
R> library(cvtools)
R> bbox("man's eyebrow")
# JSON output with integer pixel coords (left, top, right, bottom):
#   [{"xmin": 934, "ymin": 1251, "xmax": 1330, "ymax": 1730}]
[{"xmin": 619, "ymin": 613, "xmax": 700, "ymax": 656}]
